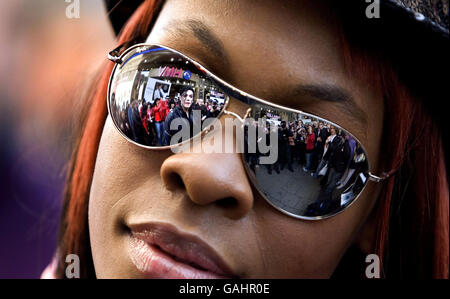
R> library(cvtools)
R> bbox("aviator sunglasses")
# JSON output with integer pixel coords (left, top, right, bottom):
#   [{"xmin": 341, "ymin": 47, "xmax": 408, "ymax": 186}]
[{"xmin": 107, "ymin": 43, "xmax": 391, "ymax": 220}]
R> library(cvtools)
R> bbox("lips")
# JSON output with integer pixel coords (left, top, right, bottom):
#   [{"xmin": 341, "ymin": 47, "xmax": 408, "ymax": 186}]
[{"xmin": 127, "ymin": 223, "xmax": 236, "ymax": 279}]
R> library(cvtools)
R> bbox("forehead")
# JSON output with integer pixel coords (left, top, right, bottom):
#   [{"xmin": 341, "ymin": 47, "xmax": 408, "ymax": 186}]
[
  {"xmin": 148, "ymin": 0, "xmax": 343, "ymax": 88},
  {"xmin": 147, "ymin": 0, "xmax": 364, "ymax": 105}
]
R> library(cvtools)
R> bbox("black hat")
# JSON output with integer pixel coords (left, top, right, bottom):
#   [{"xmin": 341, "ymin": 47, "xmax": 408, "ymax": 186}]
[{"xmin": 383, "ymin": 0, "xmax": 448, "ymax": 38}]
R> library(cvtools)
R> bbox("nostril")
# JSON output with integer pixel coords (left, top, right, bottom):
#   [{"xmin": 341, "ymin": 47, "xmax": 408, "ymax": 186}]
[
  {"xmin": 165, "ymin": 172, "xmax": 185, "ymax": 190},
  {"xmin": 160, "ymin": 154, "xmax": 253, "ymax": 219},
  {"xmin": 215, "ymin": 197, "xmax": 238, "ymax": 208}
]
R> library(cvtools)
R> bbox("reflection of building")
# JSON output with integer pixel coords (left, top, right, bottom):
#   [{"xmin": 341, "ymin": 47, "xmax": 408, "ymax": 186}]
[
  {"xmin": 135, "ymin": 63, "xmax": 222, "ymax": 104},
  {"xmin": 209, "ymin": 90, "xmax": 225, "ymax": 104},
  {"xmin": 247, "ymin": 103, "xmax": 334, "ymax": 129},
  {"xmin": 110, "ymin": 47, "xmax": 228, "ymax": 110},
  {"xmin": 251, "ymin": 104, "xmax": 300, "ymax": 123}
]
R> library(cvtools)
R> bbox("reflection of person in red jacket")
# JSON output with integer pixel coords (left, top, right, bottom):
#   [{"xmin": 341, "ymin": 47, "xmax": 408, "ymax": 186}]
[
  {"xmin": 152, "ymin": 99, "xmax": 169, "ymax": 145},
  {"xmin": 160, "ymin": 99, "xmax": 169, "ymax": 120},
  {"xmin": 139, "ymin": 104, "xmax": 149, "ymax": 134},
  {"xmin": 305, "ymin": 128, "xmax": 316, "ymax": 151},
  {"xmin": 152, "ymin": 99, "xmax": 169, "ymax": 122},
  {"xmin": 303, "ymin": 125, "xmax": 316, "ymax": 172},
  {"xmin": 152, "ymin": 99, "xmax": 162, "ymax": 122}
]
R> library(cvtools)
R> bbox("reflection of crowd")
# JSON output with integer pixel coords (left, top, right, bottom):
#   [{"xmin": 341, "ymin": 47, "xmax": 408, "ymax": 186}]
[
  {"xmin": 248, "ymin": 120, "xmax": 349, "ymax": 176},
  {"xmin": 245, "ymin": 119, "xmax": 368, "ymax": 216},
  {"xmin": 258, "ymin": 120, "xmax": 360, "ymax": 183},
  {"xmin": 111, "ymin": 86, "xmax": 225, "ymax": 146}
]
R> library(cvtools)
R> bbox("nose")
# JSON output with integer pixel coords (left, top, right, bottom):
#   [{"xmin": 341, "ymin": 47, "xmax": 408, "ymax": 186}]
[
  {"xmin": 160, "ymin": 152, "xmax": 254, "ymax": 219},
  {"xmin": 160, "ymin": 100, "xmax": 254, "ymax": 219}
]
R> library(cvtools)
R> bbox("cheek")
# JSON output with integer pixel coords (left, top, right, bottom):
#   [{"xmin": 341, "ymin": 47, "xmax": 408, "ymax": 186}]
[
  {"xmin": 254, "ymin": 202, "xmax": 366, "ymax": 278},
  {"xmin": 88, "ymin": 117, "xmax": 170, "ymax": 277}
]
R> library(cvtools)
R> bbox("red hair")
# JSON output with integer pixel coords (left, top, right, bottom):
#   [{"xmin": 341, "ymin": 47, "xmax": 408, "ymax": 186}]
[
  {"xmin": 55, "ymin": 0, "xmax": 448, "ymax": 278},
  {"xmin": 336, "ymin": 3, "xmax": 449, "ymax": 277},
  {"xmin": 345, "ymin": 50, "xmax": 449, "ymax": 278},
  {"xmin": 56, "ymin": 0, "xmax": 162, "ymax": 278}
]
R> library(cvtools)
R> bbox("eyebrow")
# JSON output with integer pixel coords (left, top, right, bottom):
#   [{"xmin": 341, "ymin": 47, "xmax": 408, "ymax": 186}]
[
  {"xmin": 164, "ymin": 19, "xmax": 229, "ymax": 65},
  {"xmin": 291, "ymin": 84, "xmax": 367, "ymax": 130},
  {"xmin": 162, "ymin": 21, "xmax": 366, "ymax": 134}
]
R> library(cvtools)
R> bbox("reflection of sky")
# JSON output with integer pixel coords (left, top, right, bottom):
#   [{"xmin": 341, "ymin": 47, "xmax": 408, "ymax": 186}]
[{"xmin": 121, "ymin": 47, "xmax": 166, "ymax": 67}]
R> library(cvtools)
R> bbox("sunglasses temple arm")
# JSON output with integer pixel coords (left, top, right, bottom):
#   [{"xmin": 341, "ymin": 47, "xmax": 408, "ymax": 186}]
[
  {"xmin": 108, "ymin": 46, "xmax": 123, "ymax": 64},
  {"xmin": 368, "ymin": 172, "xmax": 392, "ymax": 182},
  {"xmin": 108, "ymin": 40, "xmax": 139, "ymax": 64}
]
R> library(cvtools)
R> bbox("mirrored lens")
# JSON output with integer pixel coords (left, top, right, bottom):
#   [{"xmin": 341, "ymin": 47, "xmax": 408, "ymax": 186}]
[
  {"xmin": 109, "ymin": 45, "xmax": 371, "ymax": 220},
  {"xmin": 242, "ymin": 103, "xmax": 370, "ymax": 219},
  {"xmin": 108, "ymin": 45, "xmax": 227, "ymax": 147}
]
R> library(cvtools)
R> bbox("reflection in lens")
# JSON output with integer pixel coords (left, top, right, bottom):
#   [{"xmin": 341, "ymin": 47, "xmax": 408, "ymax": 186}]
[
  {"xmin": 108, "ymin": 45, "xmax": 227, "ymax": 147},
  {"xmin": 243, "ymin": 104, "xmax": 370, "ymax": 219},
  {"xmin": 109, "ymin": 45, "xmax": 371, "ymax": 219}
]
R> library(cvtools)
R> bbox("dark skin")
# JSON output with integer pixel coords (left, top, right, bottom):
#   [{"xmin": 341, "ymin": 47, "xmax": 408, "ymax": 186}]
[{"xmin": 89, "ymin": 0, "xmax": 384, "ymax": 278}]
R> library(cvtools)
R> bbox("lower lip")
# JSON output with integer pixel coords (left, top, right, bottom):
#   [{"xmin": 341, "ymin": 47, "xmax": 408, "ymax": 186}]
[{"xmin": 128, "ymin": 236, "xmax": 228, "ymax": 279}]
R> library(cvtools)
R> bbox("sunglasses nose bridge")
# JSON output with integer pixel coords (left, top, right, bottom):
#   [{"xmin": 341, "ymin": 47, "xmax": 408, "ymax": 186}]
[
  {"xmin": 220, "ymin": 97, "xmax": 252, "ymax": 123},
  {"xmin": 222, "ymin": 108, "xmax": 252, "ymax": 123}
]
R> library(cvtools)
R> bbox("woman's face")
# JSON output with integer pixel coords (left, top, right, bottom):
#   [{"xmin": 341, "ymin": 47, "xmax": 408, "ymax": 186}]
[{"xmin": 89, "ymin": 0, "xmax": 384, "ymax": 278}]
